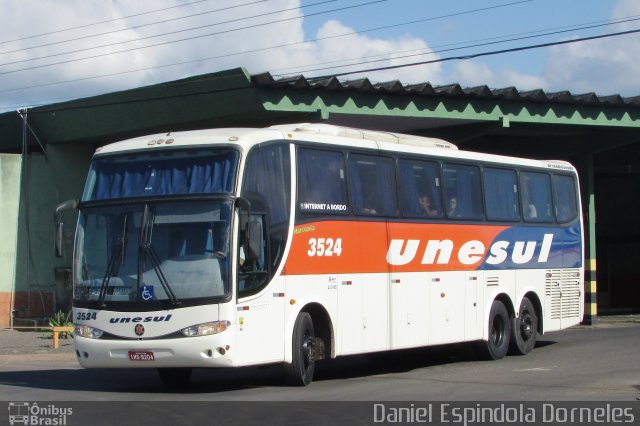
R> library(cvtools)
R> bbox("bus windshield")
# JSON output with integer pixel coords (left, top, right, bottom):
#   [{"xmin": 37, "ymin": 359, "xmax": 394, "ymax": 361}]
[
  {"xmin": 74, "ymin": 200, "xmax": 232, "ymax": 305},
  {"xmin": 82, "ymin": 149, "xmax": 238, "ymax": 201}
]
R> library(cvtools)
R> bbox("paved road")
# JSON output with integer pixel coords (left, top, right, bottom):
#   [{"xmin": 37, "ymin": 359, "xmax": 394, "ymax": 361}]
[{"xmin": 1, "ymin": 323, "xmax": 639, "ymax": 403}]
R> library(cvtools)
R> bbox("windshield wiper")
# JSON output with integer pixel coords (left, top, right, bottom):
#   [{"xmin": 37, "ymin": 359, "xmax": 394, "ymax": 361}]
[
  {"xmin": 98, "ymin": 214, "xmax": 127, "ymax": 307},
  {"xmin": 139, "ymin": 205, "xmax": 180, "ymax": 306}
]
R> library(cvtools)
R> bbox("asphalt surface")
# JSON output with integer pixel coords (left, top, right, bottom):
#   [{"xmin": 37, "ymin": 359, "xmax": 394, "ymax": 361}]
[
  {"xmin": 2, "ymin": 314, "xmax": 637, "ymax": 356},
  {"xmin": 0, "ymin": 328, "xmax": 75, "ymax": 356}
]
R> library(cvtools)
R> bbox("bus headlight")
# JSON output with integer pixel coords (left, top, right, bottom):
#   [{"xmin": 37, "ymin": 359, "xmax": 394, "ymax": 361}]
[
  {"xmin": 75, "ymin": 324, "xmax": 104, "ymax": 339},
  {"xmin": 181, "ymin": 321, "xmax": 230, "ymax": 337}
]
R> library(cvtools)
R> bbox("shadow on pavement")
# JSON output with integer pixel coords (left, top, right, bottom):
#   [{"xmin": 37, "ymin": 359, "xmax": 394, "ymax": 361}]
[{"xmin": 0, "ymin": 340, "xmax": 556, "ymax": 395}]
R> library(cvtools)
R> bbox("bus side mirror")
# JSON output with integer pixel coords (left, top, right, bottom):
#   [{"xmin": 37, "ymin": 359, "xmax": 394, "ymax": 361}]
[{"xmin": 54, "ymin": 199, "xmax": 78, "ymax": 258}]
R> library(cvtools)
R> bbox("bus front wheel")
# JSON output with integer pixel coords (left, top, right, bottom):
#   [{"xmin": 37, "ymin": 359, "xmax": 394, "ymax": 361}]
[
  {"xmin": 479, "ymin": 300, "xmax": 511, "ymax": 360},
  {"xmin": 284, "ymin": 312, "xmax": 315, "ymax": 386},
  {"xmin": 509, "ymin": 297, "xmax": 538, "ymax": 355}
]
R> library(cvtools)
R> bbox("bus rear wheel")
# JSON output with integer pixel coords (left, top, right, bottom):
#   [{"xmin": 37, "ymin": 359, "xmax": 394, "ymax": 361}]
[
  {"xmin": 478, "ymin": 300, "xmax": 511, "ymax": 360},
  {"xmin": 284, "ymin": 312, "xmax": 315, "ymax": 386},
  {"xmin": 158, "ymin": 367, "xmax": 192, "ymax": 388},
  {"xmin": 509, "ymin": 297, "xmax": 538, "ymax": 355}
]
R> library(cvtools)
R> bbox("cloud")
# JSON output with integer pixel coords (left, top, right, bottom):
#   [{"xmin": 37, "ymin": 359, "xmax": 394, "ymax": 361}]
[
  {"xmin": 0, "ymin": 0, "xmax": 447, "ymax": 111},
  {"xmin": 289, "ymin": 19, "xmax": 443, "ymax": 84},
  {"xmin": 449, "ymin": 61, "xmax": 548, "ymax": 92},
  {"xmin": 540, "ymin": 0, "xmax": 640, "ymax": 95},
  {"xmin": 0, "ymin": 0, "xmax": 308, "ymax": 109},
  {"xmin": 428, "ymin": 0, "xmax": 640, "ymax": 95},
  {"xmin": 1, "ymin": 0, "xmax": 638, "ymax": 112}
]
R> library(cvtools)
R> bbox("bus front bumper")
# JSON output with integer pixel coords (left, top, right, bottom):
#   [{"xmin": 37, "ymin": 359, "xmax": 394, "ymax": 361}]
[{"xmin": 73, "ymin": 334, "xmax": 236, "ymax": 368}]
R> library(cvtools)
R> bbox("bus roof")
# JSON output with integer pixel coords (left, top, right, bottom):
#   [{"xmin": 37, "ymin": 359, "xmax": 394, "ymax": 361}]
[{"xmin": 93, "ymin": 123, "xmax": 576, "ymax": 173}]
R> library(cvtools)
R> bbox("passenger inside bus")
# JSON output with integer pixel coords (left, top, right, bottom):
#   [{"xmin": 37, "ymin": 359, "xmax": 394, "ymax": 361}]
[
  {"xmin": 418, "ymin": 193, "xmax": 439, "ymax": 217},
  {"xmin": 447, "ymin": 197, "xmax": 460, "ymax": 218}
]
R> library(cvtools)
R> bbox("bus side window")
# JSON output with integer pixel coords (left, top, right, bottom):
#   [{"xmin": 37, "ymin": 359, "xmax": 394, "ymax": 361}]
[
  {"xmin": 442, "ymin": 163, "xmax": 483, "ymax": 220},
  {"xmin": 553, "ymin": 174, "xmax": 579, "ymax": 222},
  {"xmin": 484, "ymin": 167, "xmax": 520, "ymax": 221},
  {"xmin": 398, "ymin": 159, "xmax": 442, "ymax": 218},
  {"xmin": 520, "ymin": 171, "xmax": 554, "ymax": 223},
  {"xmin": 349, "ymin": 154, "xmax": 397, "ymax": 217},
  {"xmin": 297, "ymin": 148, "xmax": 348, "ymax": 213}
]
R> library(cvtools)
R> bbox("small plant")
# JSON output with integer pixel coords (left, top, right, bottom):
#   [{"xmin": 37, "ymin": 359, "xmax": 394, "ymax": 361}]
[{"xmin": 49, "ymin": 310, "xmax": 74, "ymax": 339}]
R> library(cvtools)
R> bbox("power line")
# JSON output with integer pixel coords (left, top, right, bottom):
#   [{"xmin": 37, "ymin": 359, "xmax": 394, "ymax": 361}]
[
  {"xmin": 6, "ymin": 28, "xmax": 639, "ymax": 115},
  {"xmin": 0, "ymin": 0, "xmax": 530, "ymax": 88},
  {"xmin": 0, "ymin": 0, "xmax": 341, "ymax": 66},
  {"xmin": 0, "ymin": 0, "xmax": 216, "ymax": 45},
  {"xmin": 271, "ymin": 15, "xmax": 640, "ymax": 76},
  {"xmin": 0, "ymin": 0, "xmax": 270, "ymax": 56},
  {"xmin": 0, "ymin": 0, "xmax": 386, "ymax": 74},
  {"xmin": 304, "ymin": 27, "xmax": 640, "ymax": 81}
]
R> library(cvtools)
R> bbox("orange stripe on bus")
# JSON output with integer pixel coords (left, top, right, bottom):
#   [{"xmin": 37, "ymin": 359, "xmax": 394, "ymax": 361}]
[{"xmin": 284, "ymin": 221, "xmax": 508, "ymax": 275}]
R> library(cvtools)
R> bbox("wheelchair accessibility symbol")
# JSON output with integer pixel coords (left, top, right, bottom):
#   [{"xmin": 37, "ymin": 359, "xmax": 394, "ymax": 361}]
[{"xmin": 141, "ymin": 285, "xmax": 154, "ymax": 301}]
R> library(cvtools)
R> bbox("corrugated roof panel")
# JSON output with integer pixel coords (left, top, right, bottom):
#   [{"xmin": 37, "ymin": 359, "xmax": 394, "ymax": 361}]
[
  {"xmin": 464, "ymin": 86, "xmax": 493, "ymax": 97},
  {"xmin": 434, "ymin": 83, "xmax": 464, "ymax": 96},
  {"xmin": 519, "ymin": 89, "xmax": 547, "ymax": 101},
  {"xmin": 253, "ymin": 71, "xmax": 640, "ymax": 108},
  {"xmin": 342, "ymin": 78, "xmax": 375, "ymax": 91},
  {"xmin": 598, "ymin": 95, "xmax": 624, "ymax": 105},
  {"xmin": 404, "ymin": 82, "xmax": 436, "ymax": 95},
  {"xmin": 373, "ymin": 80, "xmax": 404, "ymax": 92},
  {"xmin": 492, "ymin": 87, "xmax": 520, "ymax": 100}
]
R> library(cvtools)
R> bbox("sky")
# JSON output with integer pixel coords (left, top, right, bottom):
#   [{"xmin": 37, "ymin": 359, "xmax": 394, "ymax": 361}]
[{"xmin": 0, "ymin": 0, "xmax": 638, "ymax": 112}]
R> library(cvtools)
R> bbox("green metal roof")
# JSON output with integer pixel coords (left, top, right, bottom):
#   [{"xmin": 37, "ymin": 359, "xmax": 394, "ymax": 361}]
[{"xmin": 1, "ymin": 67, "xmax": 639, "ymax": 159}]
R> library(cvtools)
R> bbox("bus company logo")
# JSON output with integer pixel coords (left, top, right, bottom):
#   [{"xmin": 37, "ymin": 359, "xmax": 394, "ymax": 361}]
[
  {"xmin": 134, "ymin": 324, "xmax": 145, "ymax": 336},
  {"xmin": 7, "ymin": 402, "xmax": 73, "ymax": 425},
  {"xmin": 109, "ymin": 314, "xmax": 172, "ymax": 324},
  {"xmin": 387, "ymin": 233, "xmax": 554, "ymax": 267}
]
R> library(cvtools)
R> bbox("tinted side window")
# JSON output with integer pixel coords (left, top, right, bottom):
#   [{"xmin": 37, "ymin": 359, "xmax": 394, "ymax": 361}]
[
  {"xmin": 484, "ymin": 168, "xmax": 520, "ymax": 221},
  {"xmin": 297, "ymin": 148, "xmax": 348, "ymax": 214},
  {"xmin": 553, "ymin": 174, "xmax": 579, "ymax": 222},
  {"xmin": 398, "ymin": 159, "xmax": 442, "ymax": 218},
  {"xmin": 520, "ymin": 171, "xmax": 553, "ymax": 223},
  {"xmin": 442, "ymin": 163, "xmax": 483, "ymax": 220},
  {"xmin": 349, "ymin": 154, "xmax": 397, "ymax": 216}
]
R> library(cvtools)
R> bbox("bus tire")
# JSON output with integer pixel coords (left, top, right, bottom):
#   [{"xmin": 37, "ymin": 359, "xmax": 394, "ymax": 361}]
[
  {"xmin": 284, "ymin": 312, "xmax": 315, "ymax": 386},
  {"xmin": 479, "ymin": 300, "xmax": 511, "ymax": 360},
  {"xmin": 509, "ymin": 297, "xmax": 538, "ymax": 355},
  {"xmin": 158, "ymin": 367, "xmax": 192, "ymax": 388}
]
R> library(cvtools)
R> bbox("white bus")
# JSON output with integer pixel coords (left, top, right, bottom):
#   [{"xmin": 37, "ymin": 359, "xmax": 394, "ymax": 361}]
[{"xmin": 58, "ymin": 123, "xmax": 584, "ymax": 386}]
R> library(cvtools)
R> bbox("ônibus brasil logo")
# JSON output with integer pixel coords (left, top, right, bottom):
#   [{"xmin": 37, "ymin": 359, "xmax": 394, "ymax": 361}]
[{"xmin": 7, "ymin": 402, "xmax": 72, "ymax": 425}]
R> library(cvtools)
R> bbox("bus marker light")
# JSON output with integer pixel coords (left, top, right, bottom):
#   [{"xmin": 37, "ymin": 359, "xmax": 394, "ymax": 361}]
[{"xmin": 290, "ymin": 299, "xmax": 296, "ymax": 305}]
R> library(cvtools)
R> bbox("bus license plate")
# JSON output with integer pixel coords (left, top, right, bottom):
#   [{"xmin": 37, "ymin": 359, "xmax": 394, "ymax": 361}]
[{"xmin": 128, "ymin": 351, "xmax": 155, "ymax": 361}]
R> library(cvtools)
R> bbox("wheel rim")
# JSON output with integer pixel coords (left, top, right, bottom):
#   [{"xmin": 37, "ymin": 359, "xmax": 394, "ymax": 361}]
[
  {"xmin": 302, "ymin": 330, "xmax": 314, "ymax": 370},
  {"xmin": 491, "ymin": 315, "xmax": 504, "ymax": 346},
  {"xmin": 520, "ymin": 311, "xmax": 534, "ymax": 341}
]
